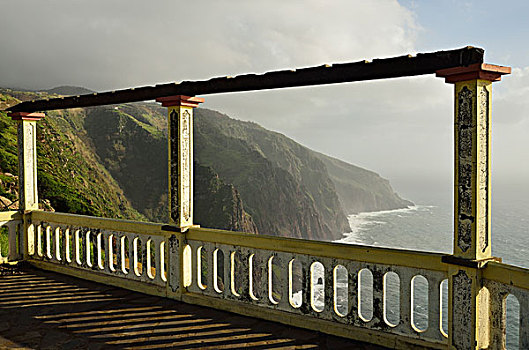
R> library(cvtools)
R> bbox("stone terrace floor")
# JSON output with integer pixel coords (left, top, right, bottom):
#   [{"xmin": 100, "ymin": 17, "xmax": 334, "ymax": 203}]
[{"xmin": 0, "ymin": 264, "xmax": 387, "ymax": 349}]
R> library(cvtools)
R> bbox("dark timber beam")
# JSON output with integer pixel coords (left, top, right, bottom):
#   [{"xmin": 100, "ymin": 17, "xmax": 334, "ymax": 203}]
[{"xmin": 6, "ymin": 46, "xmax": 484, "ymax": 113}]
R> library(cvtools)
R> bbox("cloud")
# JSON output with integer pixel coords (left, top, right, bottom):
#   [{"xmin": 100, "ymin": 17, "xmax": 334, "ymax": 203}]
[
  {"xmin": 17, "ymin": 0, "xmax": 529, "ymax": 201},
  {"xmin": 0, "ymin": 0, "xmax": 417, "ymax": 90},
  {"xmin": 491, "ymin": 66, "xmax": 529, "ymax": 188},
  {"xmin": 494, "ymin": 66, "xmax": 529, "ymax": 125},
  {"xmin": 2, "ymin": 0, "xmax": 527, "ymax": 202}
]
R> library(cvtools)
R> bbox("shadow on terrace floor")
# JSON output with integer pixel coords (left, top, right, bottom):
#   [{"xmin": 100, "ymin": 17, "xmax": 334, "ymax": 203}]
[{"xmin": 0, "ymin": 264, "xmax": 386, "ymax": 349}]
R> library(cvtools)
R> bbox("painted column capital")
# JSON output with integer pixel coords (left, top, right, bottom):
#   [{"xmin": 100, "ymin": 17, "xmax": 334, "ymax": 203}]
[
  {"xmin": 8, "ymin": 112, "xmax": 46, "ymax": 121},
  {"xmin": 156, "ymin": 95, "xmax": 204, "ymax": 108},
  {"xmin": 436, "ymin": 63, "xmax": 510, "ymax": 83}
]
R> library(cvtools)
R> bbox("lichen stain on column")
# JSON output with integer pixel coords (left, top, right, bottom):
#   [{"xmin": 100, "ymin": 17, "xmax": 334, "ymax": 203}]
[
  {"xmin": 457, "ymin": 86, "xmax": 473, "ymax": 252},
  {"xmin": 169, "ymin": 109, "xmax": 179, "ymax": 224},
  {"xmin": 25, "ymin": 124, "xmax": 36, "ymax": 206},
  {"xmin": 452, "ymin": 270, "xmax": 472, "ymax": 350},
  {"xmin": 168, "ymin": 234, "xmax": 179, "ymax": 293},
  {"xmin": 478, "ymin": 86, "xmax": 489, "ymax": 253},
  {"xmin": 181, "ymin": 110, "xmax": 191, "ymax": 222}
]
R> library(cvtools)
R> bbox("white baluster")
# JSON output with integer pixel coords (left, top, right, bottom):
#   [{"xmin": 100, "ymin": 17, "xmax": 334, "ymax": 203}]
[
  {"xmin": 64, "ymin": 228, "xmax": 71, "ymax": 264},
  {"xmin": 74, "ymin": 229, "xmax": 82, "ymax": 266},
  {"xmin": 45, "ymin": 225, "xmax": 52, "ymax": 259},
  {"xmin": 7, "ymin": 221, "xmax": 18, "ymax": 261},
  {"xmin": 54, "ymin": 226, "xmax": 61, "ymax": 262},
  {"xmin": 395, "ymin": 268, "xmax": 413, "ymax": 335},
  {"xmin": 424, "ymin": 272, "xmax": 446, "ymax": 341},
  {"xmin": 517, "ymin": 289, "xmax": 529, "ymax": 349}
]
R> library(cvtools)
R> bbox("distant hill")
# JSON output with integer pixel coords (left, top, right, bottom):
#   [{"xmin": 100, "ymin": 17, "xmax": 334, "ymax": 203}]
[
  {"xmin": 0, "ymin": 87, "xmax": 412, "ymax": 240},
  {"xmin": 43, "ymin": 86, "xmax": 96, "ymax": 96},
  {"xmin": 315, "ymin": 152, "xmax": 413, "ymax": 213}
]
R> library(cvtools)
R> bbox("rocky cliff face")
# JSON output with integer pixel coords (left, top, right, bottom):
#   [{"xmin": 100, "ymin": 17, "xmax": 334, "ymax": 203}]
[
  {"xmin": 194, "ymin": 109, "xmax": 350, "ymax": 240},
  {"xmin": 0, "ymin": 87, "xmax": 412, "ymax": 240},
  {"xmin": 314, "ymin": 152, "xmax": 413, "ymax": 214},
  {"xmin": 194, "ymin": 163, "xmax": 258, "ymax": 234}
]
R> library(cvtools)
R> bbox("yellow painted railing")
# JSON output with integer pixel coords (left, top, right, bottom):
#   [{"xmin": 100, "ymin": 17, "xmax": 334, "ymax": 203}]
[
  {"xmin": 184, "ymin": 226, "xmax": 449, "ymax": 349},
  {"xmin": 24, "ymin": 210, "xmax": 450, "ymax": 349},
  {"xmin": 27, "ymin": 211, "xmax": 172, "ymax": 297},
  {"xmin": 482, "ymin": 262, "xmax": 529, "ymax": 348},
  {"xmin": 1, "ymin": 210, "xmax": 527, "ymax": 349}
]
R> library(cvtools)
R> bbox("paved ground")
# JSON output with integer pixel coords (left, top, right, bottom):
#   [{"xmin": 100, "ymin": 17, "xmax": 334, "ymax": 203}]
[{"xmin": 0, "ymin": 264, "xmax": 388, "ymax": 349}]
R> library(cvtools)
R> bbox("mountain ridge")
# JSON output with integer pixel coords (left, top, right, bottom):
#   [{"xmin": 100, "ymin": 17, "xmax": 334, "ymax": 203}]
[{"xmin": 1, "ymin": 87, "xmax": 412, "ymax": 241}]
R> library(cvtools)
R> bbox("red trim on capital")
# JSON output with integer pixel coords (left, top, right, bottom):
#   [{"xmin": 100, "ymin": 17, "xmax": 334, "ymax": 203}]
[
  {"xmin": 8, "ymin": 112, "xmax": 46, "ymax": 121},
  {"xmin": 156, "ymin": 95, "xmax": 205, "ymax": 108},
  {"xmin": 436, "ymin": 63, "xmax": 511, "ymax": 83}
]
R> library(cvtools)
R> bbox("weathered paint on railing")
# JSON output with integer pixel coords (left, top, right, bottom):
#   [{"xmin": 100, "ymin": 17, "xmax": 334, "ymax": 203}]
[
  {"xmin": 0, "ymin": 211, "xmax": 23, "ymax": 263},
  {"xmin": 26, "ymin": 211, "xmax": 175, "ymax": 297},
  {"xmin": 186, "ymin": 227, "xmax": 448, "ymax": 272},
  {"xmin": 482, "ymin": 262, "xmax": 529, "ymax": 349},
  {"xmin": 3, "ymin": 211, "xmax": 528, "ymax": 349},
  {"xmin": 31, "ymin": 211, "xmax": 166, "ymax": 237},
  {"xmin": 183, "ymin": 227, "xmax": 449, "ymax": 348},
  {"xmin": 23, "ymin": 211, "xmax": 451, "ymax": 349}
]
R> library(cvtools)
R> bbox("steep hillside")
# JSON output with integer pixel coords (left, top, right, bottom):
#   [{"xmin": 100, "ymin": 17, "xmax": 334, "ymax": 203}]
[
  {"xmin": 82, "ymin": 105, "xmax": 168, "ymax": 221},
  {"xmin": 194, "ymin": 109, "xmax": 350, "ymax": 239},
  {"xmin": 193, "ymin": 108, "xmax": 412, "ymax": 237},
  {"xmin": 0, "ymin": 90, "xmax": 143, "ymax": 219},
  {"xmin": 0, "ymin": 89, "xmax": 257, "ymax": 233},
  {"xmin": 78, "ymin": 103, "xmax": 257, "ymax": 232}
]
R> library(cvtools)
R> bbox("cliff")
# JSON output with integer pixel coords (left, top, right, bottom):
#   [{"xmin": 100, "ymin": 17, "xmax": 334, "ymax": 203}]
[{"xmin": 314, "ymin": 152, "xmax": 413, "ymax": 214}]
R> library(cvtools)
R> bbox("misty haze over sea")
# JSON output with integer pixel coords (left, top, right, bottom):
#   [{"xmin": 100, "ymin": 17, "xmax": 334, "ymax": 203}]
[
  {"xmin": 335, "ymin": 184, "xmax": 528, "ymax": 349},
  {"xmin": 338, "ymin": 183, "xmax": 529, "ymax": 268}
]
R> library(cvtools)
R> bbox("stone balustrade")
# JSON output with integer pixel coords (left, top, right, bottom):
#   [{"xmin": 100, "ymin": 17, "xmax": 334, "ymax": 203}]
[
  {"xmin": 0, "ymin": 210, "xmax": 522, "ymax": 348},
  {"xmin": 0, "ymin": 211, "xmax": 22, "ymax": 263}
]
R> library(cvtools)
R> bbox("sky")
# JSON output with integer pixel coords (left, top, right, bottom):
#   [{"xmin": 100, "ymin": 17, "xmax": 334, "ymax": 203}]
[{"xmin": 1, "ymin": 0, "xmax": 528, "ymax": 204}]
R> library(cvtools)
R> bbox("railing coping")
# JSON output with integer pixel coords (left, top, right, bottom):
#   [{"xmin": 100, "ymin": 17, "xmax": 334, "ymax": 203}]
[
  {"xmin": 483, "ymin": 261, "xmax": 529, "ymax": 290},
  {"xmin": 21, "ymin": 210, "xmax": 529, "ymax": 288},
  {"xmin": 27, "ymin": 210, "xmax": 449, "ymax": 271},
  {"xmin": 186, "ymin": 226, "xmax": 449, "ymax": 272},
  {"xmin": 0, "ymin": 211, "xmax": 22, "ymax": 222},
  {"xmin": 30, "ymin": 210, "xmax": 167, "ymax": 236}
]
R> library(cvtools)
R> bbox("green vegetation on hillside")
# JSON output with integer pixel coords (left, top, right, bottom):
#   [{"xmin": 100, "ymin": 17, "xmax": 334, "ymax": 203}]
[
  {"xmin": 37, "ymin": 109, "xmax": 144, "ymax": 219},
  {"xmin": 0, "ymin": 90, "xmax": 143, "ymax": 219},
  {"xmin": 82, "ymin": 106, "xmax": 167, "ymax": 221},
  {"xmin": 194, "ymin": 109, "xmax": 347, "ymax": 240}
]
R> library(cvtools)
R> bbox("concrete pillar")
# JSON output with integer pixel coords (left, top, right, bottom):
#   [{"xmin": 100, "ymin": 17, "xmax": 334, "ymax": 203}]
[
  {"xmin": 156, "ymin": 95, "xmax": 204, "ymax": 229},
  {"xmin": 437, "ymin": 63, "xmax": 510, "ymax": 349},
  {"xmin": 8, "ymin": 112, "xmax": 45, "ymax": 211}
]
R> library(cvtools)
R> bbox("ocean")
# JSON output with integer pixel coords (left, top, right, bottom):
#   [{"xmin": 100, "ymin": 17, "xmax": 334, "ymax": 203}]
[{"xmin": 332, "ymin": 196, "xmax": 529, "ymax": 349}]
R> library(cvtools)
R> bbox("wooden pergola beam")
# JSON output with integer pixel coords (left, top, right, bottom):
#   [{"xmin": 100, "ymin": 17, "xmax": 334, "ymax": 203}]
[{"xmin": 6, "ymin": 46, "xmax": 484, "ymax": 113}]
